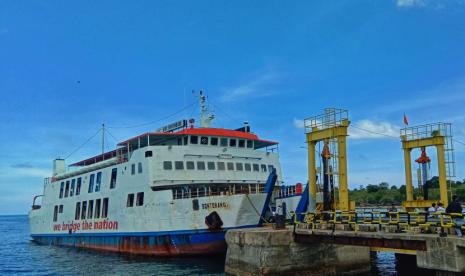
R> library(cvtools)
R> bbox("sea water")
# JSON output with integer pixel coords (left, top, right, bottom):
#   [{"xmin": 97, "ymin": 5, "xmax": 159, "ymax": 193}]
[{"xmin": 0, "ymin": 215, "xmax": 435, "ymax": 275}]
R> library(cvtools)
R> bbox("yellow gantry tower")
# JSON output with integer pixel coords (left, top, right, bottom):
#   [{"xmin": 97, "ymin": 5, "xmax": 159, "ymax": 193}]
[
  {"xmin": 400, "ymin": 123, "xmax": 455, "ymax": 208},
  {"xmin": 304, "ymin": 108, "xmax": 351, "ymax": 211}
]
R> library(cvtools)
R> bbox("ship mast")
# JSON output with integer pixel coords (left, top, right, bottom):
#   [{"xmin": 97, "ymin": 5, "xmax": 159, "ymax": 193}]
[
  {"xmin": 199, "ymin": 90, "xmax": 215, "ymax": 128},
  {"xmin": 101, "ymin": 123, "xmax": 105, "ymax": 158}
]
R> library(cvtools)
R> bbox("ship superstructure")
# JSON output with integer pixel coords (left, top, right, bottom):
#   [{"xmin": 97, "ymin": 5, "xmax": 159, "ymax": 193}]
[{"xmin": 29, "ymin": 93, "xmax": 282, "ymax": 255}]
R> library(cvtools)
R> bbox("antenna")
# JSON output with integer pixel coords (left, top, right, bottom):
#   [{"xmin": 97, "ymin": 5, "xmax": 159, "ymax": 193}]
[
  {"xmin": 101, "ymin": 123, "xmax": 105, "ymax": 157},
  {"xmin": 198, "ymin": 90, "xmax": 215, "ymax": 128}
]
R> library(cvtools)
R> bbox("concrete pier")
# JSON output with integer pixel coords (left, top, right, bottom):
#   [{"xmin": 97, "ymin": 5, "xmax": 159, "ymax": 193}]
[{"xmin": 225, "ymin": 226, "xmax": 371, "ymax": 275}]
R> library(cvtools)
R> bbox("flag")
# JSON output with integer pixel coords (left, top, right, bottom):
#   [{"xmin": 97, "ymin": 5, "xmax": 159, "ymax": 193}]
[{"xmin": 403, "ymin": 113, "xmax": 409, "ymax": 126}]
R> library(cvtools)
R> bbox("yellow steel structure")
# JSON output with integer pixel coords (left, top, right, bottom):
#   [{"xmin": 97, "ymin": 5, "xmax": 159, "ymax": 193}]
[
  {"xmin": 305, "ymin": 110, "xmax": 351, "ymax": 211},
  {"xmin": 401, "ymin": 132, "xmax": 448, "ymax": 207}
]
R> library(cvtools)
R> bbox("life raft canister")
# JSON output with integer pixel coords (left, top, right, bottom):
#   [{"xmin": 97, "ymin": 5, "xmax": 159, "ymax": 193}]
[
  {"xmin": 296, "ymin": 183, "xmax": 303, "ymax": 194},
  {"xmin": 205, "ymin": 211, "xmax": 223, "ymax": 230}
]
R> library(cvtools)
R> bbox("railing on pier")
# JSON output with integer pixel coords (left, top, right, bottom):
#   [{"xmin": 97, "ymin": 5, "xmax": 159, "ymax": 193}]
[{"xmin": 293, "ymin": 210, "xmax": 465, "ymax": 236}]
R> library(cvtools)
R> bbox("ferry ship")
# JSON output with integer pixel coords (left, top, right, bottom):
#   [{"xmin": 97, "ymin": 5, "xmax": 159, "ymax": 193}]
[{"xmin": 28, "ymin": 92, "xmax": 282, "ymax": 256}]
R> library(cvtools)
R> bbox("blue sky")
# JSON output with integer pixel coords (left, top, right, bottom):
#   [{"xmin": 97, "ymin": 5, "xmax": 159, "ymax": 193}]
[{"xmin": 1, "ymin": 0, "xmax": 465, "ymax": 214}]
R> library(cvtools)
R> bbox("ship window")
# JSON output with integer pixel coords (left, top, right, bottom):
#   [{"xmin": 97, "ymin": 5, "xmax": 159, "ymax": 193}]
[
  {"xmin": 88, "ymin": 200, "xmax": 94, "ymax": 219},
  {"xmin": 163, "ymin": 161, "xmax": 173, "ymax": 170},
  {"xmin": 175, "ymin": 161, "xmax": 184, "ymax": 170},
  {"xmin": 140, "ymin": 135, "xmax": 148, "ymax": 148},
  {"xmin": 127, "ymin": 194, "xmax": 134, "ymax": 207},
  {"xmin": 200, "ymin": 136, "xmax": 208, "ymax": 145},
  {"xmin": 53, "ymin": 205, "xmax": 58, "ymax": 222},
  {"xmin": 131, "ymin": 164, "xmax": 136, "ymax": 175},
  {"xmin": 197, "ymin": 161, "xmax": 205, "ymax": 170},
  {"xmin": 229, "ymin": 139, "xmax": 237, "ymax": 147},
  {"xmin": 102, "ymin": 198, "xmax": 109, "ymax": 218},
  {"xmin": 220, "ymin": 138, "xmax": 228, "ymax": 147},
  {"xmin": 59, "ymin": 204, "xmax": 63, "ymax": 213},
  {"xmin": 59, "ymin": 182, "xmax": 64, "ymax": 198},
  {"xmin": 210, "ymin": 137, "xmax": 218, "ymax": 146},
  {"xmin": 238, "ymin": 139, "xmax": 245, "ymax": 148},
  {"xmin": 268, "ymin": 165, "xmax": 274, "ymax": 172},
  {"xmin": 70, "ymin": 179, "xmax": 75, "ymax": 197},
  {"xmin": 247, "ymin": 140, "xmax": 253, "ymax": 148},
  {"xmin": 217, "ymin": 162, "xmax": 225, "ymax": 170},
  {"xmin": 88, "ymin": 174, "xmax": 95, "ymax": 193},
  {"xmin": 138, "ymin": 162, "xmax": 143, "ymax": 173},
  {"xmin": 177, "ymin": 138, "xmax": 182, "ymax": 145},
  {"xmin": 95, "ymin": 172, "xmax": 102, "ymax": 192},
  {"xmin": 245, "ymin": 163, "xmax": 252, "ymax": 171},
  {"xmin": 190, "ymin": 136, "xmax": 198, "ymax": 144},
  {"xmin": 192, "ymin": 199, "xmax": 199, "ymax": 211},
  {"xmin": 136, "ymin": 192, "xmax": 144, "ymax": 206},
  {"xmin": 110, "ymin": 168, "xmax": 117, "ymax": 189},
  {"xmin": 81, "ymin": 201, "xmax": 87, "ymax": 220},
  {"xmin": 76, "ymin": 177, "xmax": 82, "ymax": 195},
  {"xmin": 227, "ymin": 162, "xmax": 234, "ymax": 171},
  {"xmin": 186, "ymin": 161, "xmax": 195, "ymax": 170},
  {"xmin": 145, "ymin": 151, "xmax": 153, "ymax": 157},
  {"xmin": 95, "ymin": 199, "xmax": 101, "ymax": 218},
  {"xmin": 253, "ymin": 164, "xmax": 260, "ymax": 172},
  {"xmin": 207, "ymin": 162, "xmax": 215, "ymax": 170},
  {"xmin": 65, "ymin": 181, "xmax": 70, "ymax": 198},
  {"xmin": 75, "ymin": 202, "xmax": 81, "ymax": 220},
  {"xmin": 261, "ymin": 164, "xmax": 267, "ymax": 172},
  {"xmin": 236, "ymin": 163, "xmax": 243, "ymax": 171},
  {"xmin": 183, "ymin": 136, "xmax": 188, "ymax": 145}
]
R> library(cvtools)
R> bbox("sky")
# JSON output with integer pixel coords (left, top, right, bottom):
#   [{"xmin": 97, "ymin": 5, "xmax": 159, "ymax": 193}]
[{"xmin": 1, "ymin": 0, "xmax": 465, "ymax": 215}]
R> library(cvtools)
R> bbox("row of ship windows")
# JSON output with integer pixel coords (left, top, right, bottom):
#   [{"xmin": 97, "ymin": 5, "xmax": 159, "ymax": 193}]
[
  {"xmin": 126, "ymin": 192, "xmax": 144, "ymax": 207},
  {"xmin": 53, "ymin": 198, "xmax": 109, "ymax": 222},
  {"xmin": 163, "ymin": 161, "xmax": 274, "ymax": 173},
  {"xmin": 179, "ymin": 136, "xmax": 254, "ymax": 148},
  {"xmin": 74, "ymin": 198, "xmax": 109, "ymax": 221},
  {"xmin": 58, "ymin": 168, "xmax": 118, "ymax": 199}
]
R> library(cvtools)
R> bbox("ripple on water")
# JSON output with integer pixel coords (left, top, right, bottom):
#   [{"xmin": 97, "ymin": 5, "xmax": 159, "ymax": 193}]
[{"xmin": 0, "ymin": 215, "xmax": 438, "ymax": 275}]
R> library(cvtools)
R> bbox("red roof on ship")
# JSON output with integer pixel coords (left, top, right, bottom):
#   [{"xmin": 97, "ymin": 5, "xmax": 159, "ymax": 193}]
[{"xmin": 116, "ymin": 127, "xmax": 278, "ymax": 147}]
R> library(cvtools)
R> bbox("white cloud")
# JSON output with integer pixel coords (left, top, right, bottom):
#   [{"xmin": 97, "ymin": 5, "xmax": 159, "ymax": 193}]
[
  {"xmin": 293, "ymin": 119, "xmax": 305, "ymax": 129},
  {"xmin": 292, "ymin": 118, "xmax": 400, "ymax": 140},
  {"xmin": 349, "ymin": 120, "xmax": 400, "ymax": 139},
  {"xmin": 220, "ymin": 71, "xmax": 280, "ymax": 102},
  {"xmin": 397, "ymin": 0, "xmax": 425, "ymax": 7},
  {"xmin": 0, "ymin": 166, "xmax": 50, "ymax": 179}
]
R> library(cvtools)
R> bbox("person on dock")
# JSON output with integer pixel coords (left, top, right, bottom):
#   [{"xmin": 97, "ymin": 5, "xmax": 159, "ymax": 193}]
[
  {"xmin": 388, "ymin": 203, "xmax": 397, "ymax": 212},
  {"xmin": 446, "ymin": 196, "xmax": 464, "ymax": 237},
  {"xmin": 428, "ymin": 203, "xmax": 437, "ymax": 213},
  {"xmin": 428, "ymin": 203, "xmax": 437, "ymax": 219},
  {"xmin": 437, "ymin": 202, "xmax": 445, "ymax": 213}
]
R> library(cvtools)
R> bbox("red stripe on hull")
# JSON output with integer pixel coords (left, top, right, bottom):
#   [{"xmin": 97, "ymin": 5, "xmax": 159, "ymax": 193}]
[{"xmin": 74, "ymin": 241, "xmax": 227, "ymax": 256}]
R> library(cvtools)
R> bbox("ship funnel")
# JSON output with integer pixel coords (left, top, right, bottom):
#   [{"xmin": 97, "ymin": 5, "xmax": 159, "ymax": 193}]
[{"xmin": 53, "ymin": 159, "xmax": 65, "ymax": 176}]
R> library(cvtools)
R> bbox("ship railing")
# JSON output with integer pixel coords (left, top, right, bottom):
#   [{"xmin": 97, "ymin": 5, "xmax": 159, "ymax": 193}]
[
  {"xmin": 278, "ymin": 185, "xmax": 302, "ymax": 198},
  {"xmin": 278, "ymin": 186, "xmax": 299, "ymax": 198},
  {"xmin": 173, "ymin": 184, "xmax": 266, "ymax": 200},
  {"xmin": 265, "ymin": 144, "xmax": 279, "ymax": 153}
]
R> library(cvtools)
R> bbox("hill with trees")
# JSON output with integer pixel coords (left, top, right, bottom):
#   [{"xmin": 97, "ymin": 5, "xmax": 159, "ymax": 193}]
[{"xmin": 349, "ymin": 177, "xmax": 465, "ymax": 206}]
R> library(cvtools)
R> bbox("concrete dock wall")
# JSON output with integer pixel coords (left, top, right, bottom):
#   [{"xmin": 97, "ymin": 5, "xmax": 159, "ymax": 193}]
[
  {"xmin": 225, "ymin": 227, "xmax": 371, "ymax": 275},
  {"xmin": 417, "ymin": 237, "xmax": 465, "ymax": 273}
]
